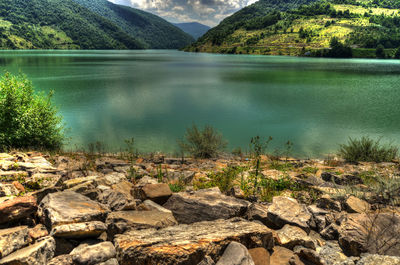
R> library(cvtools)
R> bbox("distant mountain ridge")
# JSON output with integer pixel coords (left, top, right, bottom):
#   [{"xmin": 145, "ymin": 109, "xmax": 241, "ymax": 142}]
[
  {"xmin": 173, "ymin": 22, "xmax": 211, "ymax": 39},
  {"xmin": 186, "ymin": 0, "xmax": 400, "ymax": 58},
  {"xmin": 0, "ymin": 0, "xmax": 194, "ymax": 49}
]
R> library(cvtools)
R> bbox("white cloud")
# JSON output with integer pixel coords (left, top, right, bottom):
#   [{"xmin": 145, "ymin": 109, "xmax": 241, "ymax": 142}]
[{"xmin": 109, "ymin": 0, "xmax": 258, "ymax": 26}]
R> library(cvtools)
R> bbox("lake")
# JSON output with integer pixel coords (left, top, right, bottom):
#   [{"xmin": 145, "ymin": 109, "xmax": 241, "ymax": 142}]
[{"xmin": 1, "ymin": 50, "xmax": 400, "ymax": 157}]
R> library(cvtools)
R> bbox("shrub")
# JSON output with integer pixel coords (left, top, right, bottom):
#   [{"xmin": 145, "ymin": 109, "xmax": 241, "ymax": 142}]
[
  {"xmin": 0, "ymin": 73, "xmax": 64, "ymax": 151},
  {"xmin": 178, "ymin": 124, "xmax": 227, "ymax": 158},
  {"xmin": 339, "ymin": 136, "xmax": 397, "ymax": 163}
]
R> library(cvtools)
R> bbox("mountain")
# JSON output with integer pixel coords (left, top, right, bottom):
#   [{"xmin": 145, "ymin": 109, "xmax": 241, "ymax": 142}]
[
  {"xmin": 0, "ymin": 0, "xmax": 194, "ymax": 49},
  {"xmin": 185, "ymin": 0, "xmax": 400, "ymax": 58},
  {"xmin": 173, "ymin": 22, "xmax": 211, "ymax": 39},
  {"xmin": 71, "ymin": 0, "xmax": 194, "ymax": 49}
]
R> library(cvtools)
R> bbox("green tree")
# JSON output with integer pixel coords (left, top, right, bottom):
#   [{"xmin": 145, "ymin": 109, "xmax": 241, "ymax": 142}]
[
  {"xmin": 0, "ymin": 73, "xmax": 64, "ymax": 151},
  {"xmin": 395, "ymin": 47, "xmax": 400, "ymax": 59},
  {"xmin": 376, "ymin": 44, "xmax": 385, "ymax": 58}
]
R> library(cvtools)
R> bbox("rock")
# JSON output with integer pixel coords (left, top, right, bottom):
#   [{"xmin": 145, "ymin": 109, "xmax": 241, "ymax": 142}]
[
  {"xmin": 262, "ymin": 197, "xmax": 312, "ymax": 233},
  {"xmin": 140, "ymin": 199, "xmax": 172, "ymax": 213},
  {"xmin": 48, "ymin": 254, "xmax": 74, "ymax": 265},
  {"xmin": 307, "ymin": 205, "xmax": 329, "ymax": 232},
  {"xmin": 135, "ymin": 176, "xmax": 158, "ymax": 185},
  {"xmin": 51, "ymin": 221, "xmax": 107, "ymax": 239},
  {"xmin": 343, "ymin": 196, "xmax": 369, "ymax": 213},
  {"xmin": 104, "ymin": 172, "xmax": 127, "ymax": 185},
  {"xmin": 294, "ymin": 246, "xmax": 325, "ymax": 265},
  {"xmin": 163, "ymin": 188, "xmax": 250, "ymax": 224},
  {"xmin": 98, "ymin": 189, "xmax": 136, "ymax": 211},
  {"xmin": 106, "ymin": 210, "xmax": 177, "ymax": 239},
  {"xmin": 39, "ymin": 191, "xmax": 109, "ymax": 228},
  {"xmin": 0, "ymin": 183, "xmax": 19, "ymax": 197},
  {"xmin": 248, "ymin": 248, "xmax": 270, "ymax": 265},
  {"xmin": 276, "ymin": 225, "xmax": 316, "ymax": 250},
  {"xmin": 316, "ymin": 195, "xmax": 341, "ymax": 212},
  {"xmin": 357, "ymin": 253, "xmax": 400, "ymax": 265},
  {"xmin": 0, "ymin": 226, "xmax": 29, "ymax": 258},
  {"xmin": 321, "ymin": 172, "xmax": 362, "ymax": 185},
  {"xmin": 114, "ymin": 218, "xmax": 274, "ymax": 265},
  {"xmin": 135, "ymin": 183, "xmax": 172, "ymax": 204},
  {"xmin": 54, "ymin": 238, "xmax": 76, "ymax": 256},
  {"xmin": 98, "ymin": 258, "xmax": 119, "ymax": 265},
  {"xmin": 317, "ymin": 241, "xmax": 357, "ymax": 265},
  {"xmin": 338, "ymin": 212, "xmax": 400, "ymax": 257},
  {"xmin": 198, "ymin": 256, "xmax": 216, "ymax": 265},
  {"xmin": 0, "ymin": 196, "xmax": 37, "ymax": 224},
  {"xmin": 28, "ymin": 224, "xmax": 49, "ymax": 241},
  {"xmin": 111, "ymin": 181, "xmax": 133, "ymax": 198},
  {"xmin": 70, "ymin": 241, "xmax": 116, "ymax": 265},
  {"xmin": 320, "ymin": 223, "xmax": 339, "ymax": 240},
  {"xmin": 0, "ymin": 236, "xmax": 55, "ymax": 265},
  {"xmin": 269, "ymin": 246, "xmax": 304, "ymax": 265},
  {"xmin": 216, "ymin": 242, "xmax": 255, "ymax": 265}
]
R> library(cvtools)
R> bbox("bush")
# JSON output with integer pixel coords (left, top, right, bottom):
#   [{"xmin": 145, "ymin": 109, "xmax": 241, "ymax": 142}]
[
  {"xmin": 178, "ymin": 124, "xmax": 227, "ymax": 158},
  {"xmin": 0, "ymin": 73, "xmax": 64, "ymax": 151},
  {"xmin": 339, "ymin": 137, "xmax": 397, "ymax": 163}
]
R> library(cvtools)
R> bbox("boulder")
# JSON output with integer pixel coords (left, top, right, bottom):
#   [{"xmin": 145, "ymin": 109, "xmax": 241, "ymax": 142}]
[
  {"xmin": 276, "ymin": 225, "xmax": 316, "ymax": 250},
  {"xmin": 51, "ymin": 221, "xmax": 107, "ymax": 239},
  {"xmin": 106, "ymin": 210, "xmax": 177, "ymax": 238},
  {"xmin": 198, "ymin": 256, "xmax": 216, "ymax": 265},
  {"xmin": 269, "ymin": 246, "xmax": 304, "ymax": 265},
  {"xmin": 0, "ymin": 226, "xmax": 29, "ymax": 258},
  {"xmin": 338, "ymin": 212, "xmax": 400, "ymax": 257},
  {"xmin": 140, "ymin": 199, "xmax": 172, "ymax": 213},
  {"xmin": 39, "ymin": 191, "xmax": 109, "ymax": 228},
  {"xmin": 343, "ymin": 196, "xmax": 369, "ymax": 214},
  {"xmin": 48, "ymin": 254, "xmax": 73, "ymax": 265},
  {"xmin": 307, "ymin": 205, "xmax": 329, "ymax": 232},
  {"xmin": 0, "ymin": 184, "xmax": 19, "ymax": 197},
  {"xmin": 0, "ymin": 236, "xmax": 55, "ymax": 265},
  {"xmin": 70, "ymin": 241, "xmax": 116, "ymax": 265},
  {"xmin": 254, "ymin": 197, "xmax": 312, "ymax": 233},
  {"xmin": 135, "ymin": 183, "xmax": 172, "ymax": 204},
  {"xmin": 98, "ymin": 258, "xmax": 119, "ymax": 265},
  {"xmin": 98, "ymin": 189, "xmax": 136, "ymax": 211},
  {"xmin": 163, "ymin": 188, "xmax": 250, "ymax": 224},
  {"xmin": 28, "ymin": 224, "xmax": 49, "ymax": 241},
  {"xmin": 0, "ymin": 196, "xmax": 37, "ymax": 224},
  {"xmin": 248, "ymin": 248, "xmax": 270, "ymax": 265},
  {"xmin": 316, "ymin": 241, "xmax": 357, "ymax": 265},
  {"xmin": 216, "ymin": 242, "xmax": 255, "ymax": 265},
  {"xmin": 294, "ymin": 246, "xmax": 325, "ymax": 265},
  {"xmin": 316, "ymin": 195, "xmax": 341, "ymax": 212},
  {"xmin": 114, "ymin": 218, "xmax": 274, "ymax": 265},
  {"xmin": 357, "ymin": 254, "xmax": 400, "ymax": 265}
]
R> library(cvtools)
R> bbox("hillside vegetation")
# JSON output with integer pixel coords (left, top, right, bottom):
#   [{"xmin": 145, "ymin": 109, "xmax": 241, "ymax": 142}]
[
  {"xmin": 185, "ymin": 0, "xmax": 400, "ymax": 58},
  {"xmin": 0, "ymin": 0, "xmax": 193, "ymax": 49}
]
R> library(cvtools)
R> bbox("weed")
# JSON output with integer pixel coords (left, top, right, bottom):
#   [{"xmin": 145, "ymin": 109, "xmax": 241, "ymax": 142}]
[
  {"xmin": 339, "ymin": 136, "xmax": 398, "ymax": 163},
  {"xmin": 249, "ymin": 136, "xmax": 273, "ymax": 192},
  {"xmin": 269, "ymin": 161, "xmax": 294, "ymax": 172},
  {"xmin": 302, "ymin": 166, "xmax": 318, "ymax": 175},
  {"xmin": 194, "ymin": 166, "xmax": 246, "ymax": 192}
]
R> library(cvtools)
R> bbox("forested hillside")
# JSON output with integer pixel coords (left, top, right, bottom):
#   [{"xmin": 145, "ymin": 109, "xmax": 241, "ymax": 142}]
[
  {"xmin": 71, "ymin": 0, "xmax": 194, "ymax": 49},
  {"xmin": 185, "ymin": 0, "xmax": 400, "ymax": 58},
  {"xmin": 173, "ymin": 22, "xmax": 211, "ymax": 39},
  {"xmin": 0, "ymin": 0, "xmax": 193, "ymax": 49}
]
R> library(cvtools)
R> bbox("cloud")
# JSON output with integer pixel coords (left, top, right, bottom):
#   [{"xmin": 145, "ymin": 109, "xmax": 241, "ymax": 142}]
[{"xmin": 109, "ymin": 0, "xmax": 258, "ymax": 26}]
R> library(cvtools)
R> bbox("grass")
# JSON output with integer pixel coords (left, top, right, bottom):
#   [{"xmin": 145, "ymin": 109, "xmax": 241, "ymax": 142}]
[{"xmin": 339, "ymin": 136, "xmax": 398, "ymax": 163}]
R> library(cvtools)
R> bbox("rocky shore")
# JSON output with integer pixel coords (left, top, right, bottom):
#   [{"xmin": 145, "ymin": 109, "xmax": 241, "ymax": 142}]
[{"xmin": 0, "ymin": 152, "xmax": 399, "ymax": 265}]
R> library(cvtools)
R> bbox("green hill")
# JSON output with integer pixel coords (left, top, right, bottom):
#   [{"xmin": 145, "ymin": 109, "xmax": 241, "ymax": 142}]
[
  {"xmin": 185, "ymin": 0, "xmax": 400, "ymax": 58},
  {"xmin": 71, "ymin": 0, "xmax": 194, "ymax": 49},
  {"xmin": 0, "ymin": 0, "xmax": 194, "ymax": 49},
  {"xmin": 173, "ymin": 22, "xmax": 211, "ymax": 39}
]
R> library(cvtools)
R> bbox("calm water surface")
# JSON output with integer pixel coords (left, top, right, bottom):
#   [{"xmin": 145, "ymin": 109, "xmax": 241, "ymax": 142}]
[{"xmin": 1, "ymin": 50, "xmax": 400, "ymax": 157}]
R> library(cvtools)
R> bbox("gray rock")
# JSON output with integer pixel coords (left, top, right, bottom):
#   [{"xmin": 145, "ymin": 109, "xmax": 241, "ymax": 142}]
[
  {"xmin": 343, "ymin": 196, "xmax": 369, "ymax": 214},
  {"xmin": 106, "ymin": 210, "xmax": 177, "ymax": 239},
  {"xmin": 114, "ymin": 218, "xmax": 274, "ymax": 265},
  {"xmin": 0, "ymin": 236, "xmax": 55, "ymax": 265},
  {"xmin": 97, "ymin": 258, "xmax": 119, "ymax": 265},
  {"xmin": 357, "ymin": 253, "xmax": 400, "ymax": 265},
  {"xmin": 141, "ymin": 199, "xmax": 172, "ymax": 213},
  {"xmin": 316, "ymin": 195, "xmax": 341, "ymax": 212},
  {"xmin": 98, "ymin": 189, "xmax": 135, "ymax": 211},
  {"xmin": 39, "ymin": 191, "xmax": 109, "ymax": 228},
  {"xmin": 51, "ymin": 221, "xmax": 107, "ymax": 239},
  {"xmin": 163, "ymin": 188, "xmax": 250, "ymax": 224},
  {"xmin": 0, "ymin": 226, "xmax": 29, "ymax": 258},
  {"xmin": 198, "ymin": 256, "xmax": 215, "ymax": 265},
  {"xmin": 216, "ymin": 242, "xmax": 255, "ymax": 265},
  {"xmin": 71, "ymin": 241, "xmax": 116, "ymax": 265},
  {"xmin": 276, "ymin": 225, "xmax": 316, "ymax": 250},
  {"xmin": 0, "ymin": 184, "xmax": 19, "ymax": 197},
  {"xmin": 0, "ymin": 196, "xmax": 37, "ymax": 224},
  {"xmin": 134, "ymin": 183, "xmax": 172, "ymax": 204},
  {"xmin": 48, "ymin": 254, "xmax": 74, "ymax": 265},
  {"xmin": 317, "ymin": 241, "xmax": 357, "ymax": 265}
]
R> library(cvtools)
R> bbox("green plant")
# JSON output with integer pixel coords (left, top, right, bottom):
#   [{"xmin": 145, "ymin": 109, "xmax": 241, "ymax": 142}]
[
  {"xmin": 269, "ymin": 161, "xmax": 294, "ymax": 171},
  {"xmin": 194, "ymin": 166, "xmax": 245, "ymax": 192},
  {"xmin": 0, "ymin": 72, "xmax": 64, "ymax": 151},
  {"xmin": 178, "ymin": 124, "xmax": 227, "ymax": 158},
  {"xmin": 284, "ymin": 140, "xmax": 293, "ymax": 161},
  {"xmin": 339, "ymin": 136, "xmax": 398, "ymax": 163},
  {"xmin": 259, "ymin": 175, "xmax": 298, "ymax": 202},
  {"xmin": 169, "ymin": 181, "xmax": 186, "ymax": 192},
  {"xmin": 249, "ymin": 136, "xmax": 273, "ymax": 191},
  {"xmin": 124, "ymin": 137, "xmax": 137, "ymax": 162},
  {"xmin": 302, "ymin": 166, "xmax": 318, "ymax": 174}
]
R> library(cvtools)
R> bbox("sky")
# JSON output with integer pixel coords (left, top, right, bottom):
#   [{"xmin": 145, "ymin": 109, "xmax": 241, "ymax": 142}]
[{"xmin": 109, "ymin": 0, "xmax": 258, "ymax": 26}]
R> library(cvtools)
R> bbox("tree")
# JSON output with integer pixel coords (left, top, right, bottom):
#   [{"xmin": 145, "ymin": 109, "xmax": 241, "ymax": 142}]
[
  {"xmin": 326, "ymin": 37, "xmax": 352, "ymax": 58},
  {"xmin": 395, "ymin": 47, "xmax": 400, "ymax": 59},
  {"xmin": 376, "ymin": 44, "xmax": 385, "ymax": 58},
  {"xmin": 0, "ymin": 73, "xmax": 64, "ymax": 151}
]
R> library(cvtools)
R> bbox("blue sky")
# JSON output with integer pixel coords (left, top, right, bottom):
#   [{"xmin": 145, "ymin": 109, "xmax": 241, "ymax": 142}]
[{"xmin": 109, "ymin": 0, "xmax": 258, "ymax": 26}]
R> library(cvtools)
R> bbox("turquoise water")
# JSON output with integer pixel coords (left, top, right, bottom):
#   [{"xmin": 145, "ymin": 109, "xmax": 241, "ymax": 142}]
[{"xmin": 1, "ymin": 50, "xmax": 400, "ymax": 157}]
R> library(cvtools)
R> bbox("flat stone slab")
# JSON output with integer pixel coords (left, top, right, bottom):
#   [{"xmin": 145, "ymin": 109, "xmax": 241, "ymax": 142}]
[
  {"xmin": 163, "ymin": 187, "xmax": 250, "ymax": 224},
  {"xmin": 0, "ymin": 236, "xmax": 55, "ymax": 265},
  {"xmin": 71, "ymin": 241, "xmax": 116, "ymax": 265},
  {"xmin": 39, "ymin": 191, "xmax": 109, "ymax": 228},
  {"xmin": 106, "ymin": 210, "xmax": 177, "ymax": 238},
  {"xmin": 0, "ymin": 196, "xmax": 37, "ymax": 224},
  {"xmin": 51, "ymin": 221, "xmax": 107, "ymax": 239},
  {"xmin": 114, "ymin": 218, "xmax": 274, "ymax": 265},
  {"xmin": 0, "ymin": 226, "xmax": 29, "ymax": 258}
]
